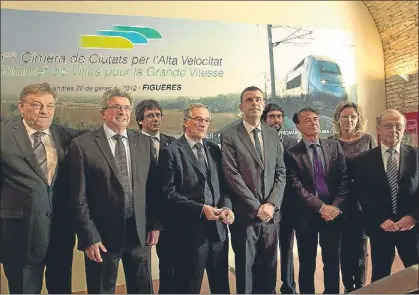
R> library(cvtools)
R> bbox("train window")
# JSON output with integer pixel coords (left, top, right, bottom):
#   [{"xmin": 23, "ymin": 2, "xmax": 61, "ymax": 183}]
[
  {"xmin": 318, "ymin": 61, "xmax": 341, "ymax": 74},
  {"xmin": 286, "ymin": 74, "xmax": 302, "ymax": 89},
  {"xmin": 293, "ymin": 59, "xmax": 305, "ymax": 71}
]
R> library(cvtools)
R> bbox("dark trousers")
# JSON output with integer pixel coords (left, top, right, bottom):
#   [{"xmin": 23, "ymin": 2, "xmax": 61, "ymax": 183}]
[
  {"xmin": 369, "ymin": 227, "xmax": 418, "ymax": 283},
  {"xmin": 85, "ymin": 218, "xmax": 153, "ymax": 294},
  {"xmin": 278, "ymin": 216, "xmax": 297, "ymax": 294},
  {"xmin": 2, "ymin": 231, "xmax": 74, "ymax": 294},
  {"xmin": 295, "ymin": 216, "xmax": 342, "ymax": 294},
  {"xmin": 156, "ymin": 229, "xmax": 175, "ymax": 294},
  {"xmin": 340, "ymin": 214, "xmax": 368, "ymax": 292},
  {"xmin": 173, "ymin": 223, "xmax": 230, "ymax": 294},
  {"xmin": 230, "ymin": 221, "xmax": 278, "ymax": 294}
]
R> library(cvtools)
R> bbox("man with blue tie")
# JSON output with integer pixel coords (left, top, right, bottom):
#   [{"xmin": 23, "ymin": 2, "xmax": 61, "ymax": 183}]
[
  {"xmin": 284, "ymin": 107, "xmax": 349, "ymax": 294},
  {"xmin": 355, "ymin": 109, "xmax": 418, "ymax": 282}
]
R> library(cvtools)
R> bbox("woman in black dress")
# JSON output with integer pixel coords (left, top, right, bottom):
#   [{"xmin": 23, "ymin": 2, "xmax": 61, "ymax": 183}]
[{"xmin": 330, "ymin": 101, "xmax": 376, "ymax": 293}]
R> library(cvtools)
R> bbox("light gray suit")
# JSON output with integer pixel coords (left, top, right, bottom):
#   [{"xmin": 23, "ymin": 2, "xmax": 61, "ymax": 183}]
[{"xmin": 221, "ymin": 121, "xmax": 286, "ymax": 294}]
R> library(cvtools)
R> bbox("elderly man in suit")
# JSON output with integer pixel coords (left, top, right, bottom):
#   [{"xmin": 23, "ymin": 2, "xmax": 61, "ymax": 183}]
[
  {"xmin": 0, "ymin": 83, "xmax": 76, "ymax": 293},
  {"xmin": 69, "ymin": 87, "xmax": 158, "ymax": 294},
  {"xmin": 284, "ymin": 107, "xmax": 348, "ymax": 294},
  {"xmin": 221, "ymin": 86, "xmax": 286, "ymax": 294},
  {"xmin": 135, "ymin": 99, "xmax": 175, "ymax": 294},
  {"xmin": 158, "ymin": 103, "xmax": 234, "ymax": 294},
  {"xmin": 261, "ymin": 102, "xmax": 299, "ymax": 294},
  {"xmin": 355, "ymin": 109, "xmax": 418, "ymax": 282}
]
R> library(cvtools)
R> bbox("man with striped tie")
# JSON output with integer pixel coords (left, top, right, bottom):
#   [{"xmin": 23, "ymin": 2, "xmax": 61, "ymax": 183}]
[
  {"xmin": 355, "ymin": 109, "xmax": 419, "ymax": 282},
  {"xmin": 0, "ymin": 83, "xmax": 78, "ymax": 293}
]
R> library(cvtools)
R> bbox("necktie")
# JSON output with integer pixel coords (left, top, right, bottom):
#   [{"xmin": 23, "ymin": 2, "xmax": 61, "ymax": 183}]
[
  {"xmin": 32, "ymin": 131, "xmax": 48, "ymax": 178},
  {"xmin": 252, "ymin": 128, "xmax": 263, "ymax": 162},
  {"xmin": 195, "ymin": 143, "xmax": 214, "ymax": 206},
  {"xmin": 113, "ymin": 134, "xmax": 133, "ymax": 218},
  {"xmin": 386, "ymin": 148, "xmax": 398, "ymax": 214},
  {"xmin": 310, "ymin": 144, "xmax": 330, "ymax": 202},
  {"xmin": 151, "ymin": 136, "xmax": 159, "ymax": 164}
]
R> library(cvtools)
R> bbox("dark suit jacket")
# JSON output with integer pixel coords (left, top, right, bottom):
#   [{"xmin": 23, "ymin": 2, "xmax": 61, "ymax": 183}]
[
  {"xmin": 355, "ymin": 144, "xmax": 419, "ymax": 234},
  {"xmin": 146, "ymin": 132, "xmax": 175, "ymax": 232},
  {"xmin": 158, "ymin": 135, "xmax": 231, "ymax": 243},
  {"xmin": 282, "ymin": 134, "xmax": 299, "ymax": 151},
  {"xmin": 221, "ymin": 122, "xmax": 286, "ymax": 225},
  {"xmin": 69, "ymin": 127, "xmax": 154, "ymax": 251},
  {"xmin": 0, "ymin": 121, "xmax": 77, "ymax": 264},
  {"xmin": 284, "ymin": 139, "xmax": 349, "ymax": 231}
]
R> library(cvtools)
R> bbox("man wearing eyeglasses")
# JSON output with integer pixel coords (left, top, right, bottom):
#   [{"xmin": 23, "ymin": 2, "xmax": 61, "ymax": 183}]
[
  {"xmin": 0, "ymin": 83, "xmax": 78, "ymax": 293},
  {"xmin": 69, "ymin": 87, "xmax": 158, "ymax": 293},
  {"xmin": 221, "ymin": 86, "xmax": 286, "ymax": 294},
  {"xmin": 261, "ymin": 103, "xmax": 299, "ymax": 294},
  {"xmin": 135, "ymin": 99, "xmax": 175, "ymax": 294},
  {"xmin": 355, "ymin": 109, "xmax": 418, "ymax": 282},
  {"xmin": 158, "ymin": 103, "xmax": 234, "ymax": 294}
]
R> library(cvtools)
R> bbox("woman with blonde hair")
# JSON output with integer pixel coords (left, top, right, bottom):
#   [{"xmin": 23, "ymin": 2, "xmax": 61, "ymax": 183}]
[{"xmin": 330, "ymin": 101, "xmax": 376, "ymax": 293}]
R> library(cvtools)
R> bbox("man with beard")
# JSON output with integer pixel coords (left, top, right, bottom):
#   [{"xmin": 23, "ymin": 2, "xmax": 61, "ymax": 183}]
[
  {"xmin": 261, "ymin": 103, "xmax": 298, "ymax": 294},
  {"xmin": 284, "ymin": 107, "xmax": 348, "ymax": 294},
  {"xmin": 135, "ymin": 99, "xmax": 175, "ymax": 294},
  {"xmin": 221, "ymin": 86, "xmax": 286, "ymax": 294}
]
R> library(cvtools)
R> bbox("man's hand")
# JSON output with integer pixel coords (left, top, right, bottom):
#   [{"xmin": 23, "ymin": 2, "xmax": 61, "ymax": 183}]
[
  {"xmin": 320, "ymin": 205, "xmax": 341, "ymax": 221},
  {"xmin": 85, "ymin": 241, "xmax": 107, "ymax": 263},
  {"xmin": 395, "ymin": 215, "xmax": 417, "ymax": 231},
  {"xmin": 219, "ymin": 208, "xmax": 235, "ymax": 225},
  {"xmin": 257, "ymin": 203, "xmax": 275, "ymax": 223},
  {"xmin": 146, "ymin": 230, "xmax": 160, "ymax": 246},
  {"xmin": 380, "ymin": 219, "xmax": 400, "ymax": 232},
  {"xmin": 203, "ymin": 205, "xmax": 222, "ymax": 221}
]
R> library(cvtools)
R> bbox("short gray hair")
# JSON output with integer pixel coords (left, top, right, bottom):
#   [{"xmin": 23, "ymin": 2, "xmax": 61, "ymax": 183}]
[
  {"xmin": 376, "ymin": 109, "xmax": 406, "ymax": 126},
  {"xmin": 19, "ymin": 83, "xmax": 57, "ymax": 102},
  {"xmin": 182, "ymin": 103, "xmax": 210, "ymax": 131},
  {"xmin": 100, "ymin": 87, "xmax": 132, "ymax": 109}
]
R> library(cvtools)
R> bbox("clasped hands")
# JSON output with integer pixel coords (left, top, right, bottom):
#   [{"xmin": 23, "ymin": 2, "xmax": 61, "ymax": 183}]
[
  {"xmin": 319, "ymin": 204, "xmax": 341, "ymax": 222},
  {"xmin": 203, "ymin": 205, "xmax": 235, "ymax": 225},
  {"xmin": 257, "ymin": 203, "xmax": 275, "ymax": 223},
  {"xmin": 380, "ymin": 216, "xmax": 416, "ymax": 232}
]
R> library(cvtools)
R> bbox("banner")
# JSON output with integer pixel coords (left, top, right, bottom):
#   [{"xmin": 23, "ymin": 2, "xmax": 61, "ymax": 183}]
[
  {"xmin": 404, "ymin": 111, "xmax": 418, "ymax": 147},
  {"xmin": 1, "ymin": 9, "xmax": 357, "ymax": 140}
]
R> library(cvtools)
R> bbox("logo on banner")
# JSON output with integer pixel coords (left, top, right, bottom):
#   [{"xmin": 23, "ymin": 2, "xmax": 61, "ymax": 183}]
[{"xmin": 80, "ymin": 25, "xmax": 162, "ymax": 49}]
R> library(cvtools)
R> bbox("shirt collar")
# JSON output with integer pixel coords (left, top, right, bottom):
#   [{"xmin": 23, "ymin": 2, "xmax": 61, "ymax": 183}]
[
  {"xmin": 303, "ymin": 137, "xmax": 320, "ymax": 149},
  {"xmin": 22, "ymin": 119, "xmax": 51, "ymax": 136},
  {"xmin": 184, "ymin": 133, "xmax": 203, "ymax": 149},
  {"xmin": 242, "ymin": 119, "xmax": 261, "ymax": 135},
  {"xmin": 141, "ymin": 130, "xmax": 160, "ymax": 141},
  {"xmin": 103, "ymin": 123, "xmax": 128, "ymax": 140},
  {"xmin": 381, "ymin": 143, "xmax": 401, "ymax": 155}
]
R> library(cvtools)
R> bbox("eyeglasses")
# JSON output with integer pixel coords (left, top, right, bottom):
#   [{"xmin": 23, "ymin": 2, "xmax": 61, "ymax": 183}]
[
  {"xmin": 104, "ymin": 105, "xmax": 133, "ymax": 112},
  {"xmin": 382, "ymin": 123, "xmax": 404, "ymax": 131},
  {"xmin": 188, "ymin": 116, "xmax": 211, "ymax": 125},
  {"xmin": 144, "ymin": 113, "xmax": 162, "ymax": 120},
  {"xmin": 26, "ymin": 101, "xmax": 55, "ymax": 110}
]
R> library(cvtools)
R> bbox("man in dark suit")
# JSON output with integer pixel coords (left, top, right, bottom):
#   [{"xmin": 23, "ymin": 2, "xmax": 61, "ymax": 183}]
[
  {"xmin": 261, "ymin": 103, "xmax": 299, "ymax": 294},
  {"xmin": 355, "ymin": 109, "xmax": 418, "ymax": 282},
  {"xmin": 135, "ymin": 99, "xmax": 175, "ymax": 294},
  {"xmin": 221, "ymin": 86, "xmax": 286, "ymax": 294},
  {"xmin": 0, "ymin": 83, "xmax": 76, "ymax": 293},
  {"xmin": 158, "ymin": 103, "xmax": 234, "ymax": 294},
  {"xmin": 69, "ymin": 87, "xmax": 158, "ymax": 294},
  {"xmin": 284, "ymin": 107, "xmax": 348, "ymax": 294}
]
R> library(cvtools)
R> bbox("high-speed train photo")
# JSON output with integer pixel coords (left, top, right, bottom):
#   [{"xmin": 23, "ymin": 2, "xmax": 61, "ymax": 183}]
[{"xmin": 276, "ymin": 55, "xmax": 348, "ymax": 109}]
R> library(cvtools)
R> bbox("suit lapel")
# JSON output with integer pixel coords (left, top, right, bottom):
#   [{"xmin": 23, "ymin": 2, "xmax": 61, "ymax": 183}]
[
  {"xmin": 94, "ymin": 127, "xmax": 124, "ymax": 187},
  {"xmin": 261, "ymin": 125, "xmax": 271, "ymax": 171},
  {"xmin": 128, "ymin": 130, "xmax": 149, "ymax": 192},
  {"xmin": 372, "ymin": 146, "xmax": 389, "ymax": 188},
  {"xmin": 50, "ymin": 124, "xmax": 64, "ymax": 185},
  {"xmin": 297, "ymin": 141, "xmax": 315, "ymax": 181},
  {"xmin": 237, "ymin": 122, "xmax": 263, "ymax": 168},
  {"xmin": 398, "ymin": 144, "xmax": 410, "ymax": 182},
  {"xmin": 204, "ymin": 140, "xmax": 217, "ymax": 185},
  {"xmin": 319, "ymin": 139, "xmax": 331, "ymax": 175},
  {"xmin": 159, "ymin": 134, "xmax": 170, "ymax": 151},
  {"xmin": 12, "ymin": 121, "xmax": 48, "ymax": 185},
  {"xmin": 178, "ymin": 135, "xmax": 204, "ymax": 176}
]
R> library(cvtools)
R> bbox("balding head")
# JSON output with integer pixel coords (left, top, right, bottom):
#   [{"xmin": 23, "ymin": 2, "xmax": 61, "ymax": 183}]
[{"xmin": 376, "ymin": 109, "xmax": 406, "ymax": 147}]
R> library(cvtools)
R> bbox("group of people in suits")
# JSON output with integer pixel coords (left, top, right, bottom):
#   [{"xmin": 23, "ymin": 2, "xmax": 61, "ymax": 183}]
[{"xmin": 1, "ymin": 82, "xmax": 418, "ymax": 294}]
